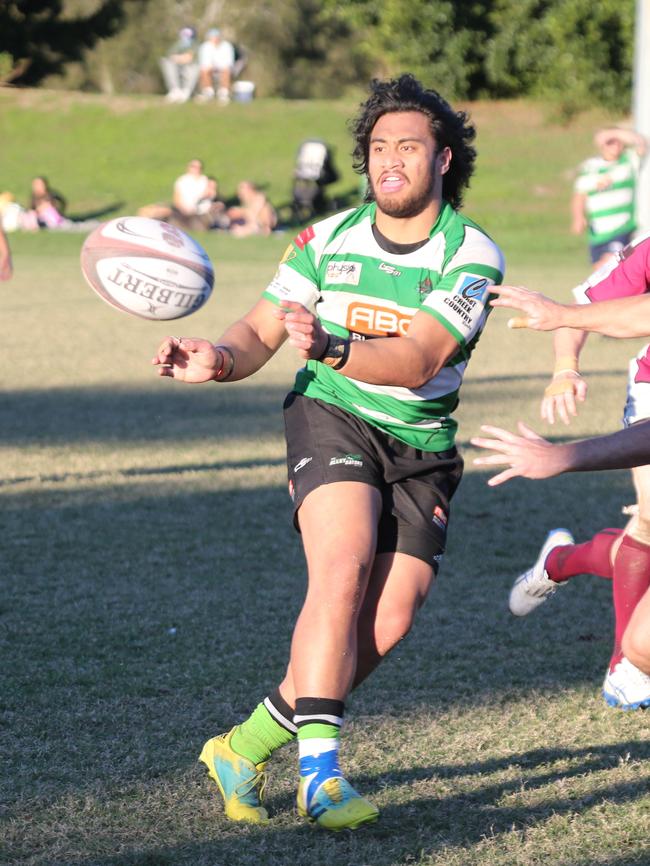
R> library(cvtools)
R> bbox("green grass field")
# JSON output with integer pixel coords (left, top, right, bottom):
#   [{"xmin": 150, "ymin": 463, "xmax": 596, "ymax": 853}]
[{"xmin": 2, "ymin": 90, "xmax": 650, "ymax": 866}]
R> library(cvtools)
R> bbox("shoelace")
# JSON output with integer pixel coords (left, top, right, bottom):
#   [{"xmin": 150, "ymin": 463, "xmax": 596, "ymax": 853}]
[
  {"xmin": 321, "ymin": 777, "xmax": 345, "ymax": 804},
  {"xmin": 234, "ymin": 767, "xmax": 267, "ymax": 804}
]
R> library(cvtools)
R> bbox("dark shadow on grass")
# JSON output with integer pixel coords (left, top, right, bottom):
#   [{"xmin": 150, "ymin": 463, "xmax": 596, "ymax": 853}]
[
  {"xmin": 38, "ymin": 739, "xmax": 650, "ymax": 866},
  {"xmin": 67, "ymin": 201, "xmax": 125, "ymax": 221},
  {"xmin": 1, "ymin": 383, "xmax": 289, "ymax": 446},
  {"xmin": 0, "ymin": 456, "xmax": 287, "ymax": 488},
  {"xmin": 3, "ymin": 430, "xmax": 646, "ymax": 866}
]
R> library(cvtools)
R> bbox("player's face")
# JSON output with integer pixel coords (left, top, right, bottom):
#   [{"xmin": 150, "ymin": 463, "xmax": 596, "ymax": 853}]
[
  {"xmin": 368, "ymin": 111, "xmax": 451, "ymax": 219},
  {"xmin": 600, "ymin": 138, "xmax": 624, "ymax": 161}
]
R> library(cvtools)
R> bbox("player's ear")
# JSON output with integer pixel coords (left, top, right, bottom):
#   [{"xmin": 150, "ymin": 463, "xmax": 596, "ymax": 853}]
[{"xmin": 436, "ymin": 146, "xmax": 452, "ymax": 176}]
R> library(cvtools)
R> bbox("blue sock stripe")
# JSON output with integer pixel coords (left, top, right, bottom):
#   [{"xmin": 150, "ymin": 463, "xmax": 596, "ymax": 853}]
[{"xmin": 300, "ymin": 750, "xmax": 342, "ymax": 807}]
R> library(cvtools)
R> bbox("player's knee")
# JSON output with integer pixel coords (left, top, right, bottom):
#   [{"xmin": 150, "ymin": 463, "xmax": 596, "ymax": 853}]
[
  {"xmin": 622, "ymin": 624, "xmax": 650, "ymax": 674},
  {"xmin": 306, "ymin": 551, "xmax": 373, "ymax": 607},
  {"xmin": 629, "ymin": 514, "xmax": 650, "ymax": 546},
  {"xmin": 375, "ymin": 606, "xmax": 418, "ymax": 656}
]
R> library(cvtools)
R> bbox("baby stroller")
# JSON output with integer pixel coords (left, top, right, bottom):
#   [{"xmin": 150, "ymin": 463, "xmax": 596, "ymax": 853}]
[{"xmin": 291, "ymin": 139, "xmax": 340, "ymax": 224}]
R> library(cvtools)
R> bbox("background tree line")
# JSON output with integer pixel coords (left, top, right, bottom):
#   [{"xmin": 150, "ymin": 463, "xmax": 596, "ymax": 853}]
[{"xmin": 0, "ymin": 0, "xmax": 635, "ymax": 110}]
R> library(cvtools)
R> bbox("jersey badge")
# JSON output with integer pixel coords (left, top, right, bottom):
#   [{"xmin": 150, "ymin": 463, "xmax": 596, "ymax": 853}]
[{"xmin": 418, "ymin": 275, "xmax": 433, "ymax": 298}]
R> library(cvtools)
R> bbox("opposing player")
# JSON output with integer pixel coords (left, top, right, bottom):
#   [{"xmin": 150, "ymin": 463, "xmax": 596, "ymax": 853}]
[
  {"xmin": 480, "ymin": 253, "xmax": 650, "ymax": 710},
  {"xmin": 471, "ymin": 420, "xmax": 650, "ymax": 700},
  {"xmin": 153, "ymin": 74, "xmax": 504, "ymax": 828}
]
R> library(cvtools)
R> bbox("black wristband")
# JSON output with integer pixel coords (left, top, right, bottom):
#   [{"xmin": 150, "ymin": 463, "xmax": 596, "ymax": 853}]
[{"xmin": 317, "ymin": 334, "xmax": 350, "ymax": 370}]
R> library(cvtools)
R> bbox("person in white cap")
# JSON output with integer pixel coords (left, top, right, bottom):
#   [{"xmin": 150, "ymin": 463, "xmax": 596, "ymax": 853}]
[{"xmin": 197, "ymin": 28, "xmax": 235, "ymax": 104}]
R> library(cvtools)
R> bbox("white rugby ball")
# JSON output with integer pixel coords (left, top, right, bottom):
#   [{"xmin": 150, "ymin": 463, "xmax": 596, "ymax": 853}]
[{"xmin": 80, "ymin": 216, "xmax": 214, "ymax": 320}]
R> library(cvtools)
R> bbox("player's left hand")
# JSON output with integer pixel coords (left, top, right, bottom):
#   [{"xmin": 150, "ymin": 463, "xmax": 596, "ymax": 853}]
[
  {"xmin": 471, "ymin": 421, "xmax": 571, "ymax": 486},
  {"xmin": 489, "ymin": 285, "xmax": 568, "ymax": 331},
  {"xmin": 274, "ymin": 301, "xmax": 328, "ymax": 360}
]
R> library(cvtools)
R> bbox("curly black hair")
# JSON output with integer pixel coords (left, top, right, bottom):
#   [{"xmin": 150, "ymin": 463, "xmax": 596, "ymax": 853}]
[{"xmin": 350, "ymin": 74, "xmax": 477, "ymax": 211}]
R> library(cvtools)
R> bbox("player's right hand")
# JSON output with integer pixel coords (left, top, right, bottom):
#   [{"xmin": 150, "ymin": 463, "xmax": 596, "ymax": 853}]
[
  {"xmin": 541, "ymin": 371, "xmax": 587, "ymax": 425},
  {"xmin": 152, "ymin": 336, "xmax": 222, "ymax": 383}
]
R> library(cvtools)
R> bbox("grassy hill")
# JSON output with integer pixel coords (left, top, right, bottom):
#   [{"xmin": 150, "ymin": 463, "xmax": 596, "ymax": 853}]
[{"xmin": 0, "ymin": 86, "xmax": 622, "ymax": 254}]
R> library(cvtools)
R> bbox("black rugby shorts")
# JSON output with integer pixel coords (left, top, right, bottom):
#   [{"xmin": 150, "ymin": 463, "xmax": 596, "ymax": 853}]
[{"xmin": 283, "ymin": 392, "xmax": 463, "ymax": 570}]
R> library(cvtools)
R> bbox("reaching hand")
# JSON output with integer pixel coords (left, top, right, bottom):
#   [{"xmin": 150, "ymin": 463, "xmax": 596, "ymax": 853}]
[
  {"xmin": 471, "ymin": 421, "xmax": 572, "ymax": 486},
  {"xmin": 541, "ymin": 371, "xmax": 587, "ymax": 425},
  {"xmin": 273, "ymin": 301, "xmax": 328, "ymax": 361},
  {"xmin": 489, "ymin": 285, "xmax": 568, "ymax": 331},
  {"xmin": 152, "ymin": 336, "xmax": 222, "ymax": 383}
]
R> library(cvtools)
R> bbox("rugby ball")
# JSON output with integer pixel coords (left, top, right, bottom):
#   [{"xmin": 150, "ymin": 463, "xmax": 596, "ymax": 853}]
[{"xmin": 80, "ymin": 216, "xmax": 214, "ymax": 320}]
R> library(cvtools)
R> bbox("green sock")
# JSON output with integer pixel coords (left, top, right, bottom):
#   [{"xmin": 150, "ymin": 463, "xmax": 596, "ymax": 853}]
[{"xmin": 231, "ymin": 700, "xmax": 296, "ymax": 765}]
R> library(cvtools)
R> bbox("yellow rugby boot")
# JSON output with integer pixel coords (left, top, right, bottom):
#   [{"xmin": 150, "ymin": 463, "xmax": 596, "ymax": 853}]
[
  {"xmin": 199, "ymin": 728, "xmax": 269, "ymax": 824},
  {"xmin": 297, "ymin": 774, "xmax": 379, "ymax": 831}
]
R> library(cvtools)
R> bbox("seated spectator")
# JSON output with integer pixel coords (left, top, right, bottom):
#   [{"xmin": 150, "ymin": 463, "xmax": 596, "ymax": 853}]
[
  {"xmin": 29, "ymin": 176, "xmax": 70, "ymax": 229},
  {"xmin": 170, "ymin": 177, "xmax": 229, "ymax": 232},
  {"xmin": 227, "ymin": 180, "xmax": 278, "ymax": 237},
  {"xmin": 196, "ymin": 28, "xmax": 235, "ymax": 104},
  {"xmin": 138, "ymin": 158, "xmax": 209, "ymax": 222},
  {"xmin": 160, "ymin": 26, "xmax": 200, "ymax": 103}
]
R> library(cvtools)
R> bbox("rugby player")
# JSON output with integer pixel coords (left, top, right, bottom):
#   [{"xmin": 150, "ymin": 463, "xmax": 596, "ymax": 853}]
[
  {"xmin": 474, "ymin": 254, "xmax": 650, "ymax": 710},
  {"xmin": 153, "ymin": 74, "xmax": 504, "ymax": 829}
]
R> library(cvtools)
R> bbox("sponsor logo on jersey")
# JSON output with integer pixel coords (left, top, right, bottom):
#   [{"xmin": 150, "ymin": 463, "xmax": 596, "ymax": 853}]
[
  {"xmin": 326, "ymin": 261, "xmax": 362, "ymax": 286},
  {"xmin": 346, "ymin": 302, "xmax": 411, "ymax": 336},
  {"xmin": 378, "ymin": 262, "xmax": 402, "ymax": 277},
  {"xmin": 294, "ymin": 225, "xmax": 315, "ymax": 250},
  {"xmin": 294, "ymin": 456, "xmax": 313, "ymax": 473},
  {"xmin": 453, "ymin": 273, "xmax": 490, "ymax": 301},
  {"xmin": 329, "ymin": 453, "xmax": 363, "ymax": 467}
]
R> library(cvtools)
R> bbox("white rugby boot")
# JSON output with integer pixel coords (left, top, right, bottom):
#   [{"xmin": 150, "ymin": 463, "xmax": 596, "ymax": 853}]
[
  {"xmin": 509, "ymin": 528, "xmax": 575, "ymax": 616},
  {"xmin": 603, "ymin": 657, "xmax": 650, "ymax": 710}
]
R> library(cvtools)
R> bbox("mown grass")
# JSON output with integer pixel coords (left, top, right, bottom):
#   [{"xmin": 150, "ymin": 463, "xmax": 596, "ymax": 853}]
[{"xmin": 2, "ymin": 90, "xmax": 650, "ymax": 866}]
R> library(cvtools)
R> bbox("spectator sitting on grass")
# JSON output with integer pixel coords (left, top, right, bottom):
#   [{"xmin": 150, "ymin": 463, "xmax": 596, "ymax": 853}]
[{"xmin": 227, "ymin": 180, "xmax": 277, "ymax": 237}]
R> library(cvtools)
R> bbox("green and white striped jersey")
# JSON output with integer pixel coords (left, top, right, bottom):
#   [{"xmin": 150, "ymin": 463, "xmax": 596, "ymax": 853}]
[
  {"xmin": 574, "ymin": 151, "xmax": 640, "ymax": 244},
  {"xmin": 264, "ymin": 201, "xmax": 504, "ymax": 451}
]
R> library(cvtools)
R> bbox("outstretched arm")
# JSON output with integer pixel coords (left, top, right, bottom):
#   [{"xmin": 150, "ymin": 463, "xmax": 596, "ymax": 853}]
[
  {"xmin": 471, "ymin": 420, "xmax": 650, "ymax": 486},
  {"xmin": 491, "ymin": 284, "xmax": 650, "ymax": 338},
  {"xmin": 152, "ymin": 297, "xmax": 288, "ymax": 383}
]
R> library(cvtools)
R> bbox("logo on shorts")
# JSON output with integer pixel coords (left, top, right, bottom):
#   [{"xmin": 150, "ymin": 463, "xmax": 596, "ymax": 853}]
[
  {"xmin": 329, "ymin": 453, "xmax": 363, "ymax": 467},
  {"xmin": 432, "ymin": 505, "xmax": 448, "ymax": 531},
  {"xmin": 294, "ymin": 456, "xmax": 313, "ymax": 473}
]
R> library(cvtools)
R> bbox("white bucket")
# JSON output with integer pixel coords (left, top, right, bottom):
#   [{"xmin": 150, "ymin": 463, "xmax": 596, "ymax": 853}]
[{"xmin": 233, "ymin": 80, "xmax": 255, "ymax": 102}]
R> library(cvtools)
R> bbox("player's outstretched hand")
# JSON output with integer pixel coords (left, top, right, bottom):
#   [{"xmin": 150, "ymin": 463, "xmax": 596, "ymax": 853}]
[
  {"xmin": 540, "ymin": 371, "xmax": 587, "ymax": 425},
  {"xmin": 152, "ymin": 336, "xmax": 221, "ymax": 383},
  {"xmin": 489, "ymin": 285, "xmax": 568, "ymax": 331},
  {"xmin": 471, "ymin": 422, "xmax": 571, "ymax": 486},
  {"xmin": 274, "ymin": 301, "xmax": 328, "ymax": 361}
]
